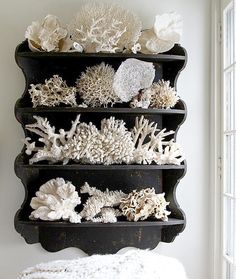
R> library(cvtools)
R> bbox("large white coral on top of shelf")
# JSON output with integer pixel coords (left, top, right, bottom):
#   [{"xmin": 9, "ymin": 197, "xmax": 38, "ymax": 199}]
[
  {"xmin": 69, "ymin": 2, "xmax": 142, "ymax": 53},
  {"xmin": 139, "ymin": 12, "xmax": 183, "ymax": 54},
  {"xmin": 29, "ymin": 75, "xmax": 77, "ymax": 107},
  {"xmin": 25, "ymin": 15, "xmax": 72, "ymax": 52},
  {"xmin": 79, "ymin": 182, "xmax": 127, "ymax": 223},
  {"xmin": 76, "ymin": 63, "xmax": 120, "ymax": 107},
  {"xmin": 29, "ymin": 178, "xmax": 81, "ymax": 223},
  {"xmin": 120, "ymin": 188, "xmax": 170, "ymax": 222}
]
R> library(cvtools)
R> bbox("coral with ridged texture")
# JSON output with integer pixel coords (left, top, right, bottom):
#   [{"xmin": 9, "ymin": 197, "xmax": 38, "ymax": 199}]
[
  {"xmin": 29, "ymin": 178, "xmax": 81, "ymax": 223},
  {"xmin": 120, "ymin": 188, "xmax": 170, "ymax": 222}
]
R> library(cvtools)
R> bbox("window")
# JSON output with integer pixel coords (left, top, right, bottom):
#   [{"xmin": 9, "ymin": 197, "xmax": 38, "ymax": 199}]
[{"xmin": 222, "ymin": 1, "xmax": 236, "ymax": 278}]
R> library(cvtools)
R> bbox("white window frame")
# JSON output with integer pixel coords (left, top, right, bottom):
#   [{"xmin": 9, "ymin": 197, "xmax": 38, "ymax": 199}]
[{"xmin": 211, "ymin": 0, "xmax": 236, "ymax": 278}]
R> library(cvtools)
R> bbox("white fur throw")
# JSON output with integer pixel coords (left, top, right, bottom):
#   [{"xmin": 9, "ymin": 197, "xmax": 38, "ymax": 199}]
[{"xmin": 18, "ymin": 250, "xmax": 187, "ymax": 279}]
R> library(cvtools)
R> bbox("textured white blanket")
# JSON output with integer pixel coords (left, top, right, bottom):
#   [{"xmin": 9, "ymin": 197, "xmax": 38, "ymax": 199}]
[{"xmin": 18, "ymin": 250, "xmax": 187, "ymax": 279}]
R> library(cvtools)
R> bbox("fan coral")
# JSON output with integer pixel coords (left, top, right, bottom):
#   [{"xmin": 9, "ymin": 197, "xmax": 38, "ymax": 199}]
[
  {"xmin": 24, "ymin": 115, "xmax": 135, "ymax": 165},
  {"xmin": 120, "ymin": 188, "xmax": 170, "ymax": 222},
  {"xmin": 131, "ymin": 80, "xmax": 179, "ymax": 109},
  {"xmin": 29, "ymin": 178, "xmax": 81, "ymax": 223},
  {"xmin": 69, "ymin": 2, "xmax": 142, "ymax": 53},
  {"xmin": 131, "ymin": 116, "xmax": 175, "ymax": 164},
  {"xmin": 76, "ymin": 63, "xmax": 120, "ymax": 107},
  {"xmin": 79, "ymin": 182, "xmax": 127, "ymax": 223},
  {"xmin": 25, "ymin": 15, "xmax": 72, "ymax": 52},
  {"xmin": 29, "ymin": 75, "xmax": 77, "ymax": 107},
  {"xmin": 113, "ymin": 59, "xmax": 155, "ymax": 102},
  {"xmin": 139, "ymin": 13, "xmax": 183, "ymax": 54}
]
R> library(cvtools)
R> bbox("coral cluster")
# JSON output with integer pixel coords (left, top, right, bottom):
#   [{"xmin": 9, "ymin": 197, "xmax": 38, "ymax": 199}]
[
  {"xmin": 30, "ymin": 178, "xmax": 81, "ymax": 223},
  {"xmin": 30, "ymin": 179, "xmax": 170, "ymax": 223},
  {"xmin": 24, "ymin": 115, "xmax": 135, "ymax": 165},
  {"xmin": 76, "ymin": 63, "xmax": 120, "ymax": 107},
  {"xmin": 139, "ymin": 13, "xmax": 183, "ymax": 54},
  {"xmin": 25, "ymin": 9, "xmax": 183, "ymax": 54},
  {"xmin": 24, "ymin": 115, "xmax": 184, "ymax": 165},
  {"xmin": 113, "ymin": 59, "xmax": 155, "ymax": 102},
  {"xmin": 29, "ymin": 75, "xmax": 77, "ymax": 107},
  {"xmin": 120, "ymin": 188, "xmax": 170, "ymax": 221},
  {"xmin": 69, "ymin": 2, "xmax": 142, "ymax": 53},
  {"xmin": 25, "ymin": 15, "xmax": 72, "ymax": 52},
  {"xmin": 130, "ymin": 80, "xmax": 179, "ymax": 109},
  {"xmin": 79, "ymin": 182, "xmax": 126, "ymax": 223}
]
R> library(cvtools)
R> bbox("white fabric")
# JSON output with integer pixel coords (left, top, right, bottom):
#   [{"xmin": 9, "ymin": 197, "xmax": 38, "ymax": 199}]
[{"xmin": 18, "ymin": 249, "xmax": 187, "ymax": 279}]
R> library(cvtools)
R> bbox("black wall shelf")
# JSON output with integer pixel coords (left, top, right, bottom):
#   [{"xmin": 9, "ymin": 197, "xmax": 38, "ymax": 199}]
[{"xmin": 14, "ymin": 40, "xmax": 187, "ymax": 254}]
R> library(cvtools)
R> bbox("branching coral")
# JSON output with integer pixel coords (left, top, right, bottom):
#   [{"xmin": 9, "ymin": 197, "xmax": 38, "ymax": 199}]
[
  {"xmin": 139, "ymin": 13, "xmax": 183, "ymax": 54},
  {"xmin": 130, "ymin": 80, "xmax": 179, "ymax": 109},
  {"xmin": 25, "ymin": 15, "xmax": 72, "ymax": 52},
  {"xmin": 76, "ymin": 63, "xmax": 120, "ymax": 107},
  {"xmin": 131, "ymin": 116, "xmax": 176, "ymax": 164},
  {"xmin": 120, "ymin": 188, "xmax": 170, "ymax": 221},
  {"xmin": 79, "ymin": 182, "xmax": 127, "ymax": 223},
  {"xmin": 113, "ymin": 59, "xmax": 155, "ymax": 102},
  {"xmin": 29, "ymin": 75, "xmax": 77, "ymax": 107},
  {"xmin": 69, "ymin": 2, "xmax": 142, "ymax": 53},
  {"xmin": 24, "ymin": 115, "xmax": 134, "ymax": 165},
  {"xmin": 30, "ymin": 178, "xmax": 81, "ymax": 223}
]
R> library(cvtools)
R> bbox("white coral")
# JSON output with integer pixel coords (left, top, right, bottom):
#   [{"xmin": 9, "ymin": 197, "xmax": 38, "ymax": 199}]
[
  {"xmin": 30, "ymin": 178, "xmax": 81, "ymax": 223},
  {"xmin": 24, "ymin": 115, "xmax": 134, "ymax": 165},
  {"xmin": 79, "ymin": 182, "xmax": 127, "ymax": 223},
  {"xmin": 131, "ymin": 116, "xmax": 175, "ymax": 164},
  {"xmin": 113, "ymin": 59, "xmax": 155, "ymax": 102},
  {"xmin": 120, "ymin": 188, "xmax": 170, "ymax": 222},
  {"xmin": 69, "ymin": 2, "xmax": 142, "ymax": 53},
  {"xmin": 76, "ymin": 63, "xmax": 120, "ymax": 107},
  {"xmin": 131, "ymin": 80, "xmax": 179, "ymax": 109},
  {"xmin": 139, "ymin": 13, "xmax": 183, "ymax": 54},
  {"xmin": 29, "ymin": 75, "xmax": 77, "ymax": 107},
  {"xmin": 25, "ymin": 15, "xmax": 72, "ymax": 52}
]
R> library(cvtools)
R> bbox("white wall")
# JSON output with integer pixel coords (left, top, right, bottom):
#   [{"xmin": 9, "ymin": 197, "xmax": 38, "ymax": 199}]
[{"xmin": 0, "ymin": 0, "xmax": 211, "ymax": 278}]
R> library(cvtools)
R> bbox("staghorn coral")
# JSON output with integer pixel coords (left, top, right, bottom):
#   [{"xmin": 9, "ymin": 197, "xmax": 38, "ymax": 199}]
[
  {"xmin": 131, "ymin": 80, "xmax": 179, "ymax": 109},
  {"xmin": 139, "ymin": 13, "xmax": 183, "ymax": 54},
  {"xmin": 69, "ymin": 2, "xmax": 142, "ymax": 53},
  {"xmin": 24, "ymin": 115, "xmax": 134, "ymax": 165},
  {"xmin": 113, "ymin": 59, "xmax": 155, "ymax": 102},
  {"xmin": 30, "ymin": 178, "xmax": 81, "ymax": 223},
  {"xmin": 29, "ymin": 75, "xmax": 77, "ymax": 107},
  {"xmin": 120, "ymin": 188, "xmax": 170, "ymax": 222},
  {"xmin": 80, "ymin": 182, "xmax": 127, "ymax": 223},
  {"xmin": 76, "ymin": 63, "xmax": 120, "ymax": 107},
  {"xmin": 25, "ymin": 15, "xmax": 72, "ymax": 52},
  {"xmin": 131, "ymin": 116, "xmax": 176, "ymax": 164}
]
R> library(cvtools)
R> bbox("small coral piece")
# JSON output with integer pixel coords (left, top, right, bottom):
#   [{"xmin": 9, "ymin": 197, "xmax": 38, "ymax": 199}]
[
  {"xmin": 120, "ymin": 188, "xmax": 170, "ymax": 221},
  {"xmin": 131, "ymin": 80, "xmax": 179, "ymax": 109},
  {"xmin": 30, "ymin": 178, "xmax": 81, "ymax": 223},
  {"xmin": 29, "ymin": 75, "xmax": 77, "ymax": 107},
  {"xmin": 79, "ymin": 182, "xmax": 127, "ymax": 223},
  {"xmin": 69, "ymin": 2, "xmax": 142, "ymax": 53},
  {"xmin": 139, "ymin": 13, "xmax": 183, "ymax": 54},
  {"xmin": 25, "ymin": 15, "xmax": 72, "ymax": 52},
  {"xmin": 131, "ymin": 116, "xmax": 175, "ymax": 164},
  {"xmin": 113, "ymin": 59, "xmax": 155, "ymax": 102},
  {"xmin": 76, "ymin": 63, "xmax": 120, "ymax": 107}
]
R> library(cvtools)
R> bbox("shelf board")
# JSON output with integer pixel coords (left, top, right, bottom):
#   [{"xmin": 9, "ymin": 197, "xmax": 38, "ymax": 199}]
[
  {"xmin": 17, "ymin": 218, "xmax": 185, "ymax": 228},
  {"xmin": 15, "ymin": 160, "xmax": 186, "ymax": 171},
  {"xmin": 15, "ymin": 106, "xmax": 186, "ymax": 115}
]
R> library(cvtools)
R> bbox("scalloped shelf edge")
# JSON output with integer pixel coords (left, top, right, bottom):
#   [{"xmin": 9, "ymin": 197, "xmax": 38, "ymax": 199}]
[{"xmin": 15, "ymin": 212, "xmax": 185, "ymax": 254}]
